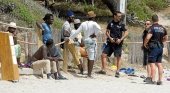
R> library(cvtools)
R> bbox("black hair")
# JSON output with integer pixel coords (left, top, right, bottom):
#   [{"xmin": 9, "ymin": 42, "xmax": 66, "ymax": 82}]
[
  {"xmin": 43, "ymin": 13, "xmax": 53, "ymax": 21},
  {"xmin": 152, "ymin": 14, "xmax": 158, "ymax": 22},
  {"xmin": 46, "ymin": 39, "xmax": 54, "ymax": 46},
  {"xmin": 113, "ymin": 11, "xmax": 121, "ymax": 17}
]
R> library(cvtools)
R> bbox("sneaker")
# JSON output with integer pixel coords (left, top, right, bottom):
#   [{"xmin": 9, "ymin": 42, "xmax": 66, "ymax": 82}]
[
  {"xmin": 96, "ymin": 70, "xmax": 106, "ymax": 75},
  {"xmin": 115, "ymin": 72, "xmax": 120, "ymax": 78},
  {"xmin": 143, "ymin": 77, "xmax": 152, "ymax": 82},
  {"xmin": 157, "ymin": 81, "xmax": 163, "ymax": 85},
  {"xmin": 58, "ymin": 75, "xmax": 67, "ymax": 80},
  {"xmin": 146, "ymin": 79, "xmax": 156, "ymax": 85}
]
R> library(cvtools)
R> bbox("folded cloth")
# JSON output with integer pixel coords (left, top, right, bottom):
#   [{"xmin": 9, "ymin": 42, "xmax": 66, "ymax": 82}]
[{"xmin": 14, "ymin": 44, "xmax": 21, "ymax": 58}]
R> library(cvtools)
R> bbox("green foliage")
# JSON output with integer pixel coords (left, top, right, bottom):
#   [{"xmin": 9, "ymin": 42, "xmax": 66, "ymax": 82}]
[
  {"xmin": 127, "ymin": 0, "xmax": 168, "ymax": 20},
  {"xmin": 145, "ymin": 0, "xmax": 168, "ymax": 11},
  {"xmin": 2, "ymin": 0, "xmax": 63, "ymax": 29}
]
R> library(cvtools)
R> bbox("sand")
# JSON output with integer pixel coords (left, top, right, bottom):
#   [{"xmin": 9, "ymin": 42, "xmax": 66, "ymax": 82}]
[{"xmin": 0, "ymin": 71, "xmax": 170, "ymax": 93}]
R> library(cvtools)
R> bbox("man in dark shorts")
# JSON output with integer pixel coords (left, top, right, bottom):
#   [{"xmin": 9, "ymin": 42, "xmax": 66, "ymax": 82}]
[
  {"xmin": 98, "ymin": 11, "xmax": 128, "ymax": 77},
  {"xmin": 142, "ymin": 20, "xmax": 152, "ymax": 82},
  {"xmin": 144, "ymin": 15, "xmax": 168, "ymax": 85}
]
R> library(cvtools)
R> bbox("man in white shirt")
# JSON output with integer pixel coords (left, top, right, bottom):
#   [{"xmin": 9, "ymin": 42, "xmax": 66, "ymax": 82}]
[{"xmin": 67, "ymin": 11, "xmax": 101, "ymax": 78}]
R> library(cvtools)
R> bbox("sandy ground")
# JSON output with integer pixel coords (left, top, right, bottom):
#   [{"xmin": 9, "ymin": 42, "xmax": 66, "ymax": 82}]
[
  {"xmin": 0, "ymin": 70, "xmax": 170, "ymax": 93},
  {"xmin": 1, "ymin": 62, "xmax": 170, "ymax": 93}
]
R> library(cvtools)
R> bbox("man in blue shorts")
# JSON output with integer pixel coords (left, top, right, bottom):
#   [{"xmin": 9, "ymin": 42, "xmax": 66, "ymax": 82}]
[
  {"xmin": 144, "ymin": 14, "xmax": 168, "ymax": 85},
  {"xmin": 98, "ymin": 11, "xmax": 128, "ymax": 77}
]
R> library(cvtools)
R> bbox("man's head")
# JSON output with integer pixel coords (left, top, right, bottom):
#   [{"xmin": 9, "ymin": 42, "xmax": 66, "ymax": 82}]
[
  {"xmin": 67, "ymin": 10, "xmax": 75, "ymax": 23},
  {"xmin": 152, "ymin": 14, "xmax": 159, "ymax": 23},
  {"xmin": 113, "ymin": 11, "xmax": 122, "ymax": 22},
  {"xmin": 43, "ymin": 13, "xmax": 54, "ymax": 25},
  {"xmin": 8, "ymin": 22, "xmax": 17, "ymax": 36},
  {"xmin": 87, "ymin": 11, "xmax": 96, "ymax": 20},
  {"xmin": 145, "ymin": 20, "xmax": 151, "ymax": 29},
  {"xmin": 74, "ymin": 19, "xmax": 81, "ymax": 30},
  {"xmin": 46, "ymin": 39, "xmax": 54, "ymax": 48}
]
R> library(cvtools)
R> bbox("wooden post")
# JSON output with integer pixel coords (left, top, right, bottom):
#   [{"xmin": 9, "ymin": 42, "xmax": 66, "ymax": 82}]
[{"xmin": 0, "ymin": 32, "xmax": 19, "ymax": 80}]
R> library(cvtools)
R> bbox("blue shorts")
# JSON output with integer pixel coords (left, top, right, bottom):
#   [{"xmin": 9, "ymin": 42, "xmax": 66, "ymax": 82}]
[
  {"xmin": 102, "ymin": 44, "xmax": 122, "ymax": 57},
  {"xmin": 148, "ymin": 48, "xmax": 163, "ymax": 63}
]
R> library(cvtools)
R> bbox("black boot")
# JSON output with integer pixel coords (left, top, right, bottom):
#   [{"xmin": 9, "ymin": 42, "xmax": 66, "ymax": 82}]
[
  {"xmin": 77, "ymin": 64, "xmax": 84, "ymax": 74},
  {"xmin": 54, "ymin": 72, "xmax": 58, "ymax": 80},
  {"xmin": 87, "ymin": 60, "xmax": 94, "ymax": 77},
  {"xmin": 47, "ymin": 73, "xmax": 51, "ymax": 79}
]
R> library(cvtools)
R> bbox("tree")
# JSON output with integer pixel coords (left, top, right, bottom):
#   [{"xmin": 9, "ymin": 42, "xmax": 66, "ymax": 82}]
[{"xmin": 101, "ymin": 0, "xmax": 117, "ymax": 14}]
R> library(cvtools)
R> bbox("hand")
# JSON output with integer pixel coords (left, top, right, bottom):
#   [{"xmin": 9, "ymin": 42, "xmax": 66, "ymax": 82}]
[
  {"xmin": 90, "ymin": 33, "xmax": 96, "ymax": 38},
  {"xmin": 144, "ymin": 44, "xmax": 148, "ymax": 49},
  {"xmin": 110, "ymin": 38, "xmax": 115, "ymax": 43},
  {"xmin": 64, "ymin": 37, "xmax": 70, "ymax": 42},
  {"xmin": 116, "ymin": 39, "xmax": 122, "ymax": 44}
]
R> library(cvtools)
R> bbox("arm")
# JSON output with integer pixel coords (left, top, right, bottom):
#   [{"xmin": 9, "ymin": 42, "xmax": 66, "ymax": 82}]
[
  {"xmin": 144, "ymin": 33, "xmax": 152, "ymax": 48},
  {"xmin": 120, "ymin": 31, "xmax": 128, "ymax": 41},
  {"xmin": 163, "ymin": 28, "xmax": 168, "ymax": 42},
  {"xmin": 69, "ymin": 24, "xmax": 83, "ymax": 40},
  {"xmin": 106, "ymin": 29, "xmax": 115, "ymax": 43},
  {"xmin": 163, "ymin": 35, "xmax": 168, "ymax": 42}
]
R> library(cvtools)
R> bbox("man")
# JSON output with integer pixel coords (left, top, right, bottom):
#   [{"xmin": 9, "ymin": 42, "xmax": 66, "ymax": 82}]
[
  {"xmin": 98, "ymin": 11, "xmax": 128, "ymax": 78},
  {"xmin": 28, "ymin": 39, "xmax": 66, "ymax": 80},
  {"xmin": 37, "ymin": 13, "xmax": 54, "ymax": 44},
  {"xmin": 72, "ymin": 19, "xmax": 83, "ymax": 65},
  {"xmin": 7, "ymin": 22, "xmax": 23, "ymax": 67},
  {"xmin": 144, "ymin": 15, "xmax": 168, "ymax": 85},
  {"xmin": 67, "ymin": 11, "xmax": 101, "ymax": 78},
  {"xmin": 142, "ymin": 20, "xmax": 152, "ymax": 82},
  {"xmin": 61, "ymin": 10, "xmax": 83, "ymax": 74}
]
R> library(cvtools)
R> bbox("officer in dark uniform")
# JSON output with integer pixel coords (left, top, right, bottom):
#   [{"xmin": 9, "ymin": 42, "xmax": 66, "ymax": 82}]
[
  {"xmin": 142, "ymin": 20, "xmax": 151, "ymax": 82},
  {"xmin": 144, "ymin": 14, "xmax": 168, "ymax": 85},
  {"xmin": 98, "ymin": 11, "xmax": 128, "ymax": 77}
]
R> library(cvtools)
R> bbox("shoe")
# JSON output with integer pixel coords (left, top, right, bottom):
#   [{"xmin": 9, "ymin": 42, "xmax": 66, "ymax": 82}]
[
  {"xmin": 96, "ymin": 70, "xmax": 106, "ymax": 75},
  {"xmin": 77, "ymin": 71, "xmax": 84, "ymax": 75},
  {"xmin": 146, "ymin": 79, "xmax": 156, "ymax": 85},
  {"xmin": 58, "ymin": 75, "xmax": 67, "ymax": 80},
  {"xmin": 143, "ymin": 77, "xmax": 152, "ymax": 82},
  {"xmin": 115, "ymin": 72, "xmax": 120, "ymax": 78},
  {"xmin": 157, "ymin": 81, "xmax": 163, "ymax": 85}
]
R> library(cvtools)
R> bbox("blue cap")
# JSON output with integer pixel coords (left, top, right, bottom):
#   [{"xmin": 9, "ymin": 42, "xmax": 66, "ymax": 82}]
[{"xmin": 67, "ymin": 10, "xmax": 74, "ymax": 17}]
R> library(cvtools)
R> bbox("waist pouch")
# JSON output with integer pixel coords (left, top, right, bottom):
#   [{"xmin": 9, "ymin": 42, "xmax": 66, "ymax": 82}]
[{"xmin": 84, "ymin": 37, "xmax": 96, "ymax": 49}]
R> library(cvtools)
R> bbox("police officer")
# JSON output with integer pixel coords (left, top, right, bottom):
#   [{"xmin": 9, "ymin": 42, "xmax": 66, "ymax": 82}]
[
  {"xmin": 142, "ymin": 20, "xmax": 152, "ymax": 82},
  {"xmin": 144, "ymin": 14, "xmax": 168, "ymax": 85},
  {"xmin": 98, "ymin": 11, "xmax": 128, "ymax": 77}
]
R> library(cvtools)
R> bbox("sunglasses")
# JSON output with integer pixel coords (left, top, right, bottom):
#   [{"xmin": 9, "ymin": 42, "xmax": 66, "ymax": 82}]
[{"xmin": 145, "ymin": 23, "xmax": 150, "ymax": 25}]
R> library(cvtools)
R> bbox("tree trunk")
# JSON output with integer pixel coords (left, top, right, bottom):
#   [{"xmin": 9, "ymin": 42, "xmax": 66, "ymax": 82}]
[{"xmin": 101, "ymin": 0, "xmax": 117, "ymax": 14}]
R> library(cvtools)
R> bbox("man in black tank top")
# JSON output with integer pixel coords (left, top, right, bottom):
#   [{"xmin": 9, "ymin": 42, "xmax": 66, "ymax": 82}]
[
  {"xmin": 142, "ymin": 20, "xmax": 152, "ymax": 82},
  {"xmin": 144, "ymin": 15, "xmax": 168, "ymax": 85}
]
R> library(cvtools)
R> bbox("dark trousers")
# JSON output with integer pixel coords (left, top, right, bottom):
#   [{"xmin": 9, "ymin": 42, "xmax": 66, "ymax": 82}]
[{"xmin": 143, "ymin": 48, "xmax": 148, "ymax": 66}]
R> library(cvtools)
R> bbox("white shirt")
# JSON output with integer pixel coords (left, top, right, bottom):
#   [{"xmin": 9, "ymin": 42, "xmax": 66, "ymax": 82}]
[
  {"xmin": 61, "ymin": 21, "xmax": 74, "ymax": 39},
  {"xmin": 69, "ymin": 21, "xmax": 101, "ymax": 40}
]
